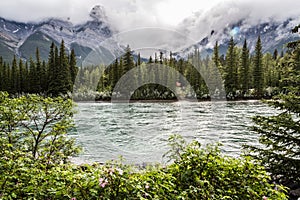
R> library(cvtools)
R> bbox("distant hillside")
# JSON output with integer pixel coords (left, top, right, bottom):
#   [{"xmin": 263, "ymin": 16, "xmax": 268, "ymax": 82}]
[
  {"xmin": 0, "ymin": 5, "xmax": 116, "ymax": 65},
  {"xmin": 1, "ymin": 3, "xmax": 300, "ymax": 65}
]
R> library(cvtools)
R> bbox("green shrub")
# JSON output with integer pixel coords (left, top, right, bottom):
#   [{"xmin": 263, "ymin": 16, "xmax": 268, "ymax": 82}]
[
  {"xmin": 0, "ymin": 93, "xmax": 288, "ymax": 199},
  {"xmin": 0, "ymin": 136, "xmax": 287, "ymax": 199},
  {"xmin": 167, "ymin": 138, "xmax": 286, "ymax": 199}
]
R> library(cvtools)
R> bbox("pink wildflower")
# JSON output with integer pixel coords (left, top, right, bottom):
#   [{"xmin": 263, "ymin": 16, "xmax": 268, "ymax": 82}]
[
  {"xmin": 116, "ymin": 168, "xmax": 123, "ymax": 175},
  {"xmin": 99, "ymin": 177, "xmax": 108, "ymax": 187},
  {"xmin": 108, "ymin": 168, "xmax": 115, "ymax": 176},
  {"xmin": 99, "ymin": 178, "xmax": 108, "ymax": 188},
  {"xmin": 263, "ymin": 196, "xmax": 268, "ymax": 200},
  {"xmin": 71, "ymin": 198, "xmax": 76, "ymax": 200},
  {"xmin": 100, "ymin": 180, "xmax": 108, "ymax": 188}
]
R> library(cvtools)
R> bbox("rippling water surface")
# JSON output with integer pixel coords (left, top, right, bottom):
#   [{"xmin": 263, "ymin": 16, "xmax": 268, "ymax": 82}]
[{"xmin": 71, "ymin": 100, "xmax": 278, "ymax": 164}]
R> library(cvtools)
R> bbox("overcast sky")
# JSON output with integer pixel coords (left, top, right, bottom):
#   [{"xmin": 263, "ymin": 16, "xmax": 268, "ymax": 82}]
[
  {"xmin": 0, "ymin": 0, "xmax": 300, "ymax": 29},
  {"xmin": 0, "ymin": 0, "xmax": 222, "ymax": 27},
  {"xmin": 1, "ymin": 0, "xmax": 300, "ymax": 35}
]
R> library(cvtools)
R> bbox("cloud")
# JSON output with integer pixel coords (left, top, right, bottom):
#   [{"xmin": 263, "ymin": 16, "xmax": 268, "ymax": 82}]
[
  {"xmin": 1, "ymin": 0, "xmax": 299, "ymax": 30},
  {"xmin": 0, "ymin": 0, "xmax": 100, "ymax": 23},
  {"xmin": 0, "ymin": 0, "xmax": 220, "ymax": 29},
  {"xmin": 178, "ymin": 0, "xmax": 300, "ymax": 42},
  {"xmin": 1, "ymin": 0, "xmax": 300, "ymax": 54}
]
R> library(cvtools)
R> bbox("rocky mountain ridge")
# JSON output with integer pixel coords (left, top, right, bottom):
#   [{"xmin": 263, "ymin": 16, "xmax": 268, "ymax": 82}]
[
  {"xmin": 1, "ymin": 3, "xmax": 300, "ymax": 64},
  {"xmin": 0, "ymin": 5, "xmax": 116, "ymax": 63}
]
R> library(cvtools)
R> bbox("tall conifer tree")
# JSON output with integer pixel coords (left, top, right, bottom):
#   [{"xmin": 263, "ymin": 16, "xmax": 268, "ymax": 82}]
[
  {"xmin": 123, "ymin": 45, "xmax": 134, "ymax": 73},
  {"xmin": 224, "ymin": 37, "xmax": 238, "ymax": 97},
  {"xmin": 253, "ymin": 36, "xmax": 264, "ymax": 97},
  {"xmin": 69, "ymin": 49, "xmax": 78, "ymax": 87},
  {"xmin": 11, "ymin": 55, "xmax": 18, "ymax": 94},
  {"xmin": 240, "ymin": 39, "xmax": 250, "ymax": 95},
  {"xmin": 35, "ymin": 48, "xmax": 42, "ymax": 92}
]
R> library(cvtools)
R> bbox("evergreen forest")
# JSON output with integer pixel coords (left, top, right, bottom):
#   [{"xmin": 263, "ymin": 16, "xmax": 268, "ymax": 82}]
[
  {"xmin": 0, "ymin": 40, "xmax": 77, "ymax": 97},
  {"xmin": 0, "ymin": 36, "xmax": 292, "ymax": 101}
]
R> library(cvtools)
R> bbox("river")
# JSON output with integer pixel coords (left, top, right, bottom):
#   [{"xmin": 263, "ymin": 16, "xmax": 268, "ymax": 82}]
[{"xmin": 70, "ymin": 100, "xmax": 278, "ymax": 164}]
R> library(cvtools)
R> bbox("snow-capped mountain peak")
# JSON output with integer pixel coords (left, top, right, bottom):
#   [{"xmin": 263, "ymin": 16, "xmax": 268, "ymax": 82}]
[
  {"xmin": 176, "ymin": 2, "xmax": 300, "ymax": 57},
  {"xmin": 0, "ymin": 5, "xmax": 118, "ymax": 64},
  {"xmin": 0, "ymin": 2, "xmax": 300, "ymax": 64},
  {"xmin": 90, "ymin": 5, "xmax": 108, "ymax": 22}
]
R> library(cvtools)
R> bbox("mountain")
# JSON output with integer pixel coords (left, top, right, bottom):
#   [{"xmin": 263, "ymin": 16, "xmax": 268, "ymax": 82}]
[
  {"xmin": 178, "ymin": 19, "xmax": 300, "ymax": 58},
  {"xmin": 176, "ymin": 2, "xmax": 300, "ymax": 58},
  {"xmin": 1, "ymin": 3, "xmax": 300, "ymax": 64},
  {"xmin": 0, "ymin": 5, "xmax": 121, "ymax": 65}
]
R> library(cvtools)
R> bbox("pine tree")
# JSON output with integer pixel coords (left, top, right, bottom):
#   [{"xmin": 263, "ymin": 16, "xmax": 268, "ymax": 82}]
[
  {"xmin": 41, "ymin": 61, "xmax": 47, "ymax": 92},
  {"xmin": 273, "ymin": 49, "xmax": 278, "ymax": 60},
  {"xmin": 212, "ymin": 41, "xmax": 220, "ymax": 68},
  {"xmin": 24, "ymin": 61, "xmax": 29, "ymax": 93},
  {"xmin": 262, "ymin": 53, "xmax": 274, "ymax": 89},
  {"xmin": 76, "ymin": 66, "xmax": 85, "ymax": 88},
  {"xmin": 110, "ymin": 59, "xmax": 117, "ymax": 88},
  {"xmin": 48, "ymin": 43, "xmax": 59, "ymax": 95},
  {"xmin": 119, "ymin": 57, "xmax": 124, "ymax": 79},
  {"xmin": 246, "ymin": 33, "xmax": 300, "ymax": 197},
  {"xmin": 240, "ymin": 39, "xmax": 250, "ymax": 95},
  {"xmin": 69, "ymin": 49, "xmax": 78, "ymax": 87},
  {"xmin": 10, "ymin": 55, "xmax": 18, "ymax": 94},
  {"xmin": 123, "ymin": 45, "xmax": 134, "ymax": 73},
  {"xmin": 208, "ymin": 41, "xmax": 223, "ymax": 96},
  {"xmin": 29, "ymin": 57, "xmax": 38, "ymax": 93},
  {"xmin": 59, "ymin": 40, "xmax": 72, "ymax": 94},
  {"xmin": 47, "ymin": 41, "xmax": 74, "ymax": 96},
  {"xmin": 48, "ymin": 42, "xmax": 55, "ymax": 81},
  {"xmin": 154, "ymin": 52, "xmax": 158, "ymax": 64},
  {"xmin": 253, "ymin": 36, "xmax": 264, "ymax": 97},
  {"xmin": 18, "ymin": 59, "xmax": 24, "ymax": 93},
  {"xmin": 148, "ymin": 56, "xmax": 153, "ymax": 64},
  {"xmin": 224, "ymin": 37, "xmax": 238, "ymax": 97},
  {"xmin": 35, "ymin": 48, "xmax": 42, "ymax": 92},
  {"xmin": 159, "ymin": 52, "xmax": 163, "ymax": 64},
  {"xmin": 135, "ymin": 53, "xmax": 143, "ymax": 99},
  {"xmin": 3, "ymin": 63, "xmax": 10, "ymax": 92},
  {"xmin": 137, "ymin": 53, "xmax": 141, "ymax": 66}
]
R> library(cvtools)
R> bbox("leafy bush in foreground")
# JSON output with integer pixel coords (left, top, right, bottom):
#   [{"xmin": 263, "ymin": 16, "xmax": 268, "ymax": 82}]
[
  {"xmin": 0, "ymin": 146, "xmax": 287, "ymax": 199},
  {"xmin": 0, "ymin": 93, "xmax": 287, "ymax": 199},
  {"xmin": 0, "ymin": 139, "xmax": 287, "ymax": 199}
]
